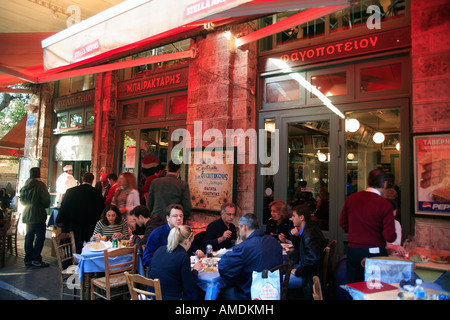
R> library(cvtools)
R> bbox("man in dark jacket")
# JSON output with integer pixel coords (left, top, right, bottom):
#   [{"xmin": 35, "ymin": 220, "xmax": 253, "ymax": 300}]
[
  {"xmin": 56, "ymin": 172, "xmax": 105, "ymax": 253},
  {"xmin": 218, "ymin": 213, "xmax": 283, "ymax": 300},
  {"xmin": 288, "ymin": 204, "xmax": 327, "ymax": 299},
  {"xmin": 19, "ymin": 167, "xmax": 51, "ymax": 267},
  {"xmin": 147, "ymin": 160, "xmax": 191, "ymax": 221}
]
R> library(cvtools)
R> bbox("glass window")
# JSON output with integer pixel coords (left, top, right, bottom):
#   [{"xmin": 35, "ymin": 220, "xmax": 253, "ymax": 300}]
[
  {"xmin": 345, "ymin": 108, "xmax": 401, "ymax": 213},
  {"xmin": 262, "ymin": 119, "xmax": 276, "ymax": 224},
  {"xmin": 69, "ymin": 113, "xmax": 83, "ymax": 127},
  {"xmin": 311, "ymin": 72, "xmax": 347, "ymax": 98},
  {"xmin": 288, "ymin": 121, "xmax": 330, "ymax": 231},
  {"xmin": 266, "ymin": 79, "xmax": 299, "ymax": 103},
  {"xmin": 120, "ymin": 130, "xmax": 137, "ymax": 173},
  {"xmin": 143, "ymin": 99, "xmax": 163, "ymax": 118},
  {"xmin": 170, "ymin": 95, "xmax": 188, "ymax": 115},
  {"xmin": 122, "ymin": 102, "xmax": 139, "ymax": 121},
  {"xmin": 360, "ymin": 63, "xmax": 402, "ymax": 92},
  {"xmin": 56, "ymin": 114, "xmax": 67, "ymax": 129},
  {"xmin": 275, "ymin": 10, "xmax": 326, "ymax": 45},
  {"xmin": 85, "ymin": 111, "xmax": 94, "ymax": 126}
]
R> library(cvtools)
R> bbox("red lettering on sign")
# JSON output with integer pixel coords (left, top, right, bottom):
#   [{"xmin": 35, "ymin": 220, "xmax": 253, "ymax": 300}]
[{"xmin": 73, "ymin": 40, "xmax": 101, "ymax": 60}]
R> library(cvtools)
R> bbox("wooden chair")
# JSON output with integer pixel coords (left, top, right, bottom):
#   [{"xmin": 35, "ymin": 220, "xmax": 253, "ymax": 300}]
[
  {"xmin": 312, "ymin": 276, "xmax": 323, "ymax": 300},
  {"xmin": 321, "ymin": 240, "xmax": 337, "ymax": 298},
  {"xmin": 52, "ymin": 232, "xmax": 82, "ymax": 300},
  {"xmin": 124, "ymin": 272, "xmax": 162, "ymax": 300},
  {"xmin": 91, "ymin": 245, "xmax": 137, "ymax": 300},
  {"xmin": 6, "ymin": 212, "xmax": 21, "ymax": 256},
  {"xmin": 0, "ymin": 218, "xmax": 11, "ymax": 268},
  {"xmin": 270, "ymin": 262, "xmax": 293, "ymax": 300}
]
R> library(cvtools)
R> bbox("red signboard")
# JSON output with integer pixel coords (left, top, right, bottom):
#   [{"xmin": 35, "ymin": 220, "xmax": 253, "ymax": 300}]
[
  {"xmin": 259, "ymin": 27, "xmax": 411, "ymax": 72},
  {"xmin": 117, "ymin": 68, "xmax": 189, "ymax": 100}
]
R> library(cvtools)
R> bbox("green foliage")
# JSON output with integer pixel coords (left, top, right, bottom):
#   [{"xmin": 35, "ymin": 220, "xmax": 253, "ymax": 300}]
[{"xmin": 0, "ymin": 94, "xmax": 28, "ymax": 139}]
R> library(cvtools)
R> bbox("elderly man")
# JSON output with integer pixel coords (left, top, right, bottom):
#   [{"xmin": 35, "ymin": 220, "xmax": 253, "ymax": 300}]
[
  {"xmin": 218, "ymin": 213, "xmax": 283, "ymax": 300},
  {"xmin": 202, "ymin": 203, "xmax": 237, "ymax": 251}
]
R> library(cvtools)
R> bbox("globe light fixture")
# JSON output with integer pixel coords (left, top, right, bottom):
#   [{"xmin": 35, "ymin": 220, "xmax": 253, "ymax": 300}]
[
  {"xmin": 373, "ymin": 132, "xmax": 385, "ymax": 144},
  {"xmin": 345, "ymin": 118, "xmax": 360, "ymax": 133}
]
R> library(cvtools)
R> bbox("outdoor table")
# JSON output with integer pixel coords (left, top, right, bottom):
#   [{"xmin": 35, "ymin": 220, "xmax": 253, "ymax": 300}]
[
  {"xmin": 412, "ymin": 248, "xmax": 450, "ymax": 283},
  {"xmin": 197, "ymin": 271, "xmax": 228, "ymax": 300},
  {"xmin": 74, "ymin": 242, "xmax": 145, "ymax": 299},
  {"xmin": 341, "ymin": 282, "xmax": 445, "ymax": 300}
]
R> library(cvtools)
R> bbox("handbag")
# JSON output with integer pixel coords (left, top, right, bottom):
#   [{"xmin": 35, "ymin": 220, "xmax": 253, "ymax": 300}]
[{"xmin": 251, "ymin": 269, "xmax": 280, "ymax": 300}]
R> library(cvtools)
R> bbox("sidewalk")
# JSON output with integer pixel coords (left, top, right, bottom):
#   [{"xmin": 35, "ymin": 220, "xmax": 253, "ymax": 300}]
[{"xmin": 0, "ymin": 232, "xmax": 60, "ymax": 300}]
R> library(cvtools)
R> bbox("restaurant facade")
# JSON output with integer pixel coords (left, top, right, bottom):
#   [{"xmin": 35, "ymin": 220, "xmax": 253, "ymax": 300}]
[{"xmin": 20, "ymin": 0, "xmax": 450, "ymax": 256}]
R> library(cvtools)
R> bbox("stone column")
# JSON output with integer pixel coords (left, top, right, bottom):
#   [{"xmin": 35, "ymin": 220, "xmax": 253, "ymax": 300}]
[
  {"xmin": 187, "ymin": 22, "xmax": 258, "ymax": 218},
  {"xmin": 91, "ymin": 71, "xmax": 118, "ymax": 181},
  {"xmin": 411, "ymin": 0, "xmax": 450, "ymax": 246},
  {"xmin": 24, "ymin": 82, "xmax": 54, "ymax": 186}
]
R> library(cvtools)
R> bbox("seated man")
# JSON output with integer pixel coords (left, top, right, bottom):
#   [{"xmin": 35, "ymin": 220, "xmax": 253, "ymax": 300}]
[
  {"xmin": 129, "ymin": 205, "xmax": 165, "ymax": 251},
  {"xmin": 218, "ymin": 213, "xmax": 283, "ymax": 300},
  {"xmin": 202, "ymin": 203, "xmax": 237, "ymax": 251},
  {"xmin": 288, "ymin": 204, "xmax": 327, "ymax": 299},
  {"xmin": 142, "ymin": 204, "xmax": 203, "ymax": 270}
]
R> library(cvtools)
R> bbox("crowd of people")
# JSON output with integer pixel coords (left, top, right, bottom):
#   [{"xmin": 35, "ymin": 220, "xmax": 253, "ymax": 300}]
[{"xmin": 18, "ymin": 162, "xmax": 407, "ymax": 300}]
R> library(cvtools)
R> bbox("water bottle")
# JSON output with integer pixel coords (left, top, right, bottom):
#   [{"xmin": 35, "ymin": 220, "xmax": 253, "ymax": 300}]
[
  {"xmin": 413, "ymin": 279, "xmax": 425, "ymax": 300},
  {"xmin": 206, "ymin": 244, "xmax": 213, "ymax": 258}
]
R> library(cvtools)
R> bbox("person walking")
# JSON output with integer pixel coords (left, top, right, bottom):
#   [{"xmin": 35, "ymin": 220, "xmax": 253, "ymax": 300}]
[
  {"xmin": 19, "ymin": 167, "xmax": 51, "ymax": 267},
  {"xmin": 339, "ymin": 169, "xmax": 397, "ymax": 283},
  {"xmin": 56, "ymin": 172, "xmax": 105, "ymax": 253}
]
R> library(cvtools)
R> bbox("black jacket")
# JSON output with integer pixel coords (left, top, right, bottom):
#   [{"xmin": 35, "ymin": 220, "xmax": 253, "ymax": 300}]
[
  {"xmin": 20, "ymin": 178, "xmax": 50, "ymax": 224},
  {"xmin": 293, "ymin": 222, "xmax": 326, "ymax": 298}
]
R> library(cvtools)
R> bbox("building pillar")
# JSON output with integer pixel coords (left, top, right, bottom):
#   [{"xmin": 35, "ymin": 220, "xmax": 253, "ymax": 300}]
[
  {"xmin": 91, "ymin": 71, "xmax": 118, "ymax": 181},
  {"xmin": 24, "ymin": 82, "xmax": 54, "ymax": 186},
  {"xmin": 411, "ymin": 0, "xmax": 450, "ymax": 249},
  {"xmin": 187, "ymin": 22, "xmax": 258, "ymax": 218}
]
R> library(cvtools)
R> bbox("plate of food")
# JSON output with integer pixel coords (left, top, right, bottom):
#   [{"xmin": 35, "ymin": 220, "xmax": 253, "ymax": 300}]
[
  {"xmin": 430, "ymin": 256, "xmax": 450, "ymax": 264},
  {"xmin": 214, "ymin": 248, "xmax": 229, "ymax": 257},
  {"xmin": 85, "ymin": 241, "xmax": 111, "ymax": 251},
  {"xmin": 408, "ymin": 254, "xmax": 430, "ymax": 263}
]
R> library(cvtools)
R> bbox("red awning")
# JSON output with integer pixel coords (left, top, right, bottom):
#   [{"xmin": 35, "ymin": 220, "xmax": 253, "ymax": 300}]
[
  {"xmin": 0, "ymin": 114, "xmax": 26, "ymax": 157},
  {"xmin": 0, "ymin": 32, "xmax": 56, "ymax": 87},
  {"xmin": 0, "ymin": 0, "xmax": 350, "ymax": 86}
]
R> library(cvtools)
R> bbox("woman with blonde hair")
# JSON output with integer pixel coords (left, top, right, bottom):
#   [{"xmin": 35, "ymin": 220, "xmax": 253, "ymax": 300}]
[{"xmin": 148, "ymin": 225, "xmax": 203, "ymax": 300}]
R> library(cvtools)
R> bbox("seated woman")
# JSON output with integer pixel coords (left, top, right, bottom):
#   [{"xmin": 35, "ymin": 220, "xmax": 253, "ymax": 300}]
[
  {"xmin": 147, "ymin": 225, "xmax": 203, "ymax": 300},
  {"xmin": 265, "ymin": 200, "xmax": 293, "ymax": 243},
  {"xmin": 91, "ymin": 205, "xmax": 129, "ymax": 241}
]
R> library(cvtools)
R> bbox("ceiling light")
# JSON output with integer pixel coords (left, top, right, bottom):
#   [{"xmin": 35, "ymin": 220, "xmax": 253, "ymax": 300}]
[
  {"xmin": 373, "ymin": 132, "xmax": 385, "ymax": 144},
  {"xmin": 345, "ymin": 118, "xmax": 360, "ymax": 133}
]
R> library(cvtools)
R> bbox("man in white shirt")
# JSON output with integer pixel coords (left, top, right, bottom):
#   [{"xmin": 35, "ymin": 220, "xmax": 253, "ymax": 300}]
[{"xmin": 55, "ymin": 165, "xmax": 78, "ymax": 206}]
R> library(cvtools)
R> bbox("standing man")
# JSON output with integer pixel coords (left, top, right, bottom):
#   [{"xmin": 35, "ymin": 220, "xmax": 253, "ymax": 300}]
[
  {"xmin": 95, "ymin": 173, "xmax": 110, "ymax": 202},
  {"xmin": 19, "ymin": 167, "xmax": 51, "ymax": 267},
  {"xmin": 104, "ymin": 173, "xmax": 118, "ymax": 206},
  {"xmin": 141, "ymin": 164, "xmax": 166, "ymax": 205},
  {"xmin": 56, "ymin": 172, "xmax": 105, "ymax": 253},
  {"xmin": 339, "ymin": 169, "xmax": 397, "ymax": 283},
  {"xmin": 218, "ymin": 213, "xmax": 283, "ymax": 300},
  {"xmin": 55, "ymin": 164, "xmax": 78, "ymax": 206},
  {"xmin": 288, "ymin": 204, "xmax": 327, "ymax": 299},
  {"xmin": 147, "ymin": 160, "xmax": 192, "ymax": 221}
]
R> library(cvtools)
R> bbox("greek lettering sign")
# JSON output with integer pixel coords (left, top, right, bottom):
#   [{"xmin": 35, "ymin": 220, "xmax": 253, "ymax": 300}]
[
  {"xmin": 188, "ymin": 148, "xmax": 236, "ymax": 212},
  {"xmin": 53, "ymin": 89, "xmax": 95, "ymax": 112},
  {"xmin": 117, "ymin": 68, "xmax": 188, "ymax": 100},
  {"xmin": 259, "ymin": 28, "xmax": 411, "ymax": 72}
]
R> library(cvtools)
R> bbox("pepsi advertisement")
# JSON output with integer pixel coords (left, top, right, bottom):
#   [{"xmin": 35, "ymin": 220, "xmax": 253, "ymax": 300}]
[{"xmin": 413, "ymin": 134, "xmax": 450, "ymax": 216}]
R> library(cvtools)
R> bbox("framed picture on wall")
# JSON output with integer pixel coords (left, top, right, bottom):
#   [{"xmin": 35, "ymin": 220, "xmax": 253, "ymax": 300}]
[
  {"xmin": 350, "ymin": 125, "xmax": 365, "ymax": 143},
  {"xmin": 312, "ymin": 135, "xmax": 329, "ymax": 150},
  {"xmin": 413, "ymin": 133, "xmax": 450, "ymax": 216},
  {"xmin": 361, "ymin": 127, "xmax": 373, "ymax": 145},
  {"xmin": 384, "ymin": 133, "xmax": 400, "ymax": 150}
]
